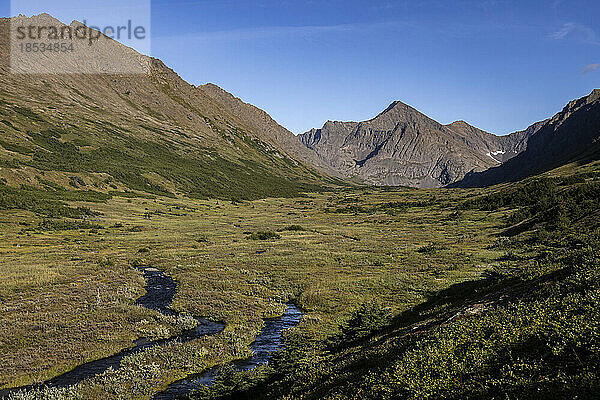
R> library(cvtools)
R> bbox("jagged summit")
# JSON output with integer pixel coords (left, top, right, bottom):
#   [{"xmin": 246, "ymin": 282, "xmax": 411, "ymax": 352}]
[
  {"xmin": 299, "ymin": 101, "xmax": 536, "ymax": 187},
  {"xmin": 375, "ymin": 100, "xmax": 410, "ymax": 116}
]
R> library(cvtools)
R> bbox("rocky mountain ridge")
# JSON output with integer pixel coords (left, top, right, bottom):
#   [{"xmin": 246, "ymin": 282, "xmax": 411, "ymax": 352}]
[
  {"xmin": 299, "ymin": 100, "xmax": 540, "ymax": 187},
  {"xmin": 0, "ymin": 14, "xmax": 337, "ymax": 199},
  {"xmin": 455, "ymin": 89, "xmax": 600, "ymax": 187}
]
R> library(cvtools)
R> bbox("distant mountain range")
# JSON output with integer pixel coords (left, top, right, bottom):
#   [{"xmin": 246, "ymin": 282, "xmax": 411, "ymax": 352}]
[
  {"xmin": 298, "ymin": 102, "xmax": 547, "ymax": 188},
  {"xmin": 299, "ymin": 90, "xmax": 600, "ymax": 188},
  {"xmin": 0, "ymin": 14, "xmax": 598, "ymax": 196}
]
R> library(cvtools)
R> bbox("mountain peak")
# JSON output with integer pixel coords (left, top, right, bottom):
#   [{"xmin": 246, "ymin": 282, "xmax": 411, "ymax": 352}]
[
  {"xmin": 9, "ymin": 13, "xmax": 63, "ymax": 25},
  {"xmin": 447, "ymin": 120, "xmax": 474, "ymax": 129},
  {"xmin": 375, "ymin": 100, "xmax": 411, "ymax": 116},
  {"xmin": 2, "ymin": 13, "xmax": 150, "ymax": 74},
  {"xmin": 368, "ymin": 100, "xmax": 441, "ymax": 130},
  {"xmin": 384, "ymin": 100, "xmax": 406, "ymax": 110},
  {"xmin": 298, "ymin": 99, "xmax": 527, "ymax": 188}
]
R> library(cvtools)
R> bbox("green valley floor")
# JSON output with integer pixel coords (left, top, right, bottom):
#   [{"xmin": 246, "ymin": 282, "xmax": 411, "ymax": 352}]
[{"xmin": 1, "ymin": 159, "xmax": 599, "ymax": 399}]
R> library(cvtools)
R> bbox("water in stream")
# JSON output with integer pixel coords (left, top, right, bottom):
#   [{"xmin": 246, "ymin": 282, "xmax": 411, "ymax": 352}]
[
  {"xmin": 0, "ymin": 268, "xmax": 301, "ymax": 400},
  {"xmin": 153, "ymin": 303, "xmax": 302, "ymax": 400}
]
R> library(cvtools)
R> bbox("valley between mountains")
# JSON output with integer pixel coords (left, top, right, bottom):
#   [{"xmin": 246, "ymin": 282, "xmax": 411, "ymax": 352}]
[{"xmin": 1, "ymin": 13, "xmax": 600, "ymax": 400}]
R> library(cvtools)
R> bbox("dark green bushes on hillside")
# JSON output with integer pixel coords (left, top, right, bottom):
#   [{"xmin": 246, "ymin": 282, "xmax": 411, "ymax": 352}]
[
  {"xmin": 328, "ymin": 201, "xmax": 432, "ymax": 215},
  {"xmin": 0, "ymin": 159, "xmax": 20, "ymax": 168},
  {"xmin": 37, "ymin": 219, "xmax": 103, "ymax": 231},
  {"xmin": 417, "ymin": 243, "xmax": 448, "ymax": 255},
  {"xmin": 512, "ymin": 181, "xmax": 600, "ymax": 231},
  {"xmin": 327, "ymin": 301, "xmax": 391, "ymax": 349},
  {"xmin": 13, "ymin": 106, "xmax": 45, "ymax": 122},
  {"xmin": 378, "ymin": 240, "xmax": 600, "ymax": 400},
  {"xmin": 0, "ymin": 138, "xmax": 33, "ymax": 155},
  {"xmin": 278, "ymin": 225, "xmax": 306, "ymax": 232},
  {"xmin": 462, "ymin": 178, "xmax": 558, "ymax": 211},
  {"xmin": 21, "ymin": 128, "xmax": 324, "ymax": 200},
  {"xmin": 0, "ymin": 184, "xmax": 106, "ymax": 218},
  {"xmin": 464, "ymin": 178, "xmax": 600, "ymax": 232}
]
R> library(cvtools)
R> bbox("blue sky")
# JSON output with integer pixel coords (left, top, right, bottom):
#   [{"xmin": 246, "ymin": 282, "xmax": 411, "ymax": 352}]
[{"xmin": 3, "ymin": 0, "xmax": 599, "ymax": 134}]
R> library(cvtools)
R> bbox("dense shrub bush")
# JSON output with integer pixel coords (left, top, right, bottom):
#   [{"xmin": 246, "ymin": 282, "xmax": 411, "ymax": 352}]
[
  {"xmin": 462, "ymin": 178, "xmax": 558, "ymax": 211},
  {"xmin": 327, "ymin": 301, "xmax": 391, "ymax": 349},
  {"xmin": 246, "ymin": 231, "xmax": 281, "ymax": 240},
  {"xmin": 0, "ymin": 184, "xmax": 107, "ymax": 218}
]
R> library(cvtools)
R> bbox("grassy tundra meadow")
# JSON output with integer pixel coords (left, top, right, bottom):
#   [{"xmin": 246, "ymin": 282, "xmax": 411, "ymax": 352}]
[
  {"xmin": 1, "ymin": 157, "xmax": 600, "ymax": 399},
  {"xmin": 0, "ymin": 182, "xmax": 501, "ymax": 397}
]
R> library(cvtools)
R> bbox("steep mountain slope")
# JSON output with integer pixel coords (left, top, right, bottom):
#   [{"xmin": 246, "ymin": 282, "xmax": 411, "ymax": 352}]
[
  {"xmin": 456, "ymin": 89, "xmax": 600, "ymax": 187},
  {"xmin": 0, "ymin": 14, "xmax": 335, "ymax": 200},
  {"xmin": 299, "ymin": 101, "xmax": 535, "ymax": 188},
  {"xmin": 197, "ymin": 83, "xmax": 340, "ymax": 176},
  {"xmin": 445, "ymin": 119, "xmax": 543, "ymax": 163}
]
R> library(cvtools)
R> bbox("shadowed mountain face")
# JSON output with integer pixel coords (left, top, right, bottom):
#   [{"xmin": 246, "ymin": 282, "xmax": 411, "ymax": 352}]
[
  {"xmin": 455, "ymin": 89, "xmax": 600, "ymax": 188},
  {"xmin": 0, "ymin": 15, "xmax": 335, "ymax": 200},
  {"xmin": 299, "ymin": 101, "xmax": 538, "ymax": 188}
]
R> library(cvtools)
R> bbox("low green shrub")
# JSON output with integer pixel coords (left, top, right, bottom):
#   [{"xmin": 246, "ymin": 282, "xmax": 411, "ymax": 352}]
[
  {"xmin": 417, "ymin": 243, "xmax": 448, "ymax": 255},
  {"xmin": 278, "ymin": 225, "xmax": 306, "ymax": 232},
  {"xmin": 38, "ymin": 219, "xmax": 103, "ymax": 231},
  {"xmin": 246, "ymin": 231, "xmax": 281, "ymax": 240}
]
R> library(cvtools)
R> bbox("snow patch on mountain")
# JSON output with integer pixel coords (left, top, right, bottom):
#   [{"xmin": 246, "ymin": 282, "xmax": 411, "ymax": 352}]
[{"xmin": 486, "ymin": 150, "xmax": 506, "ymax": 163}]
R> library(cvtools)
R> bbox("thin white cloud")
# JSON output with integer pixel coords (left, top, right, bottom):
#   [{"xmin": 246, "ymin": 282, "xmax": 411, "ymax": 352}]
[
  {"xmin": 550, "ymin": 23, "xmax": 575, "ymax": 39},
  {"xmin": 584, "ymin": 64, "xmax": 600, "ymax": 74},
  {"xmin": 550, "ymin": 22, "xmax": 599, "ymax": 45}
]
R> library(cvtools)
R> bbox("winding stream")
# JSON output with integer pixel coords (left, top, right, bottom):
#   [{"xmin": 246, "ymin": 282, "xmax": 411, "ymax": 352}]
[
  {"xmin": 0, "ymin": 267, "xmax": 302, "ymax": 399},
  {"xmin": 153, "ymin": 303, "xmax": 302, "ymax": 400}
]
